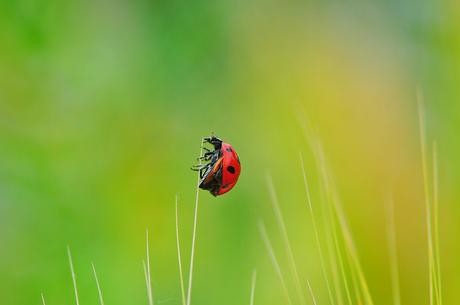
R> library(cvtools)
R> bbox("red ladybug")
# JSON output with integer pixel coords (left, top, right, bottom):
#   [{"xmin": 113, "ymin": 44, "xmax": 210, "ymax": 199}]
[{"xmin": 192, "ymin": 136, "xmax": 241, "ymax": 196}]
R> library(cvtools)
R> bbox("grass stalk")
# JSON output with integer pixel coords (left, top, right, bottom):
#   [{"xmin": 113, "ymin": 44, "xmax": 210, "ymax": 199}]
[
  {"xmin": 186, "ymin": 139, "xmax": 204, "ymax": 305},
  {"xmin": 432, "ymin": 142, "xmax": 442, "ymax": 305},
  {"xmin": 316, "ymin": 144, "xmax": 374, "ymax": 305},
  {"xmin": 307, "ymin": 280, "xmax": 319, "ymax": 305},
  {"xmin": 385, "ymin": 195, "xmax": 401, "ymax": 305},
  {"xmin": 41, "ymin": 293, "xmax": 46, "ymax": 305},
  {"xmin": 67, "ymin": 246, "xmax": 80, "ymax": 305},
  {"xmin": 175, "ymin": 196, "xmax": 187, "ymax": 305},
  {"xmin": 145, "ymin": 230, "xmax": 154, "ymax": 305},
  {"xmin": 266, "ymin": 174, "xmax": 307, "ymax": 305},
  {"xmin": 331, "ymin": 217, "xmax": 354, "ymax": 305},
  {"xmin": 259, "ymin": 221, "xmax": 293, "ymax": 305},
  {"xmin": 346, "ymin": 249, "xmax": 363, "ymax": 305},
  {"xmin": 323, "ymin": 178, "xmax": 353, "ymax": 305},
  {"xmin": 91, "ymin": 263, "xmax": 105, "ymax": 305},
  {"xmin": 300, "ymin": 153, "xmax": 336, "ymax": 305},
  {"xmin": 321, "ymin": 178, "xmax": 344, "ymax": 305},
  {"xmin": 417, "ymin": 91, "xmax": 437, "ymax": 305},
  {"xmin": 250, "ymin": 270, "xmax": 257, "ymax": 305}
]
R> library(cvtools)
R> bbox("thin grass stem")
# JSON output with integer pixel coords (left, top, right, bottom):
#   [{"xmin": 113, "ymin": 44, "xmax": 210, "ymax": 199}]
[
  {"xmin": 433, "ymin": 142, "xmax": 442, "ymax": 305},
  {"xmin": 321, "ymin": 179, "xmax": 344, "ymax": 305},
  {"xmin": 250, "ymin": 270, "xmax": 257, "ymax": 305},
  {"xmin": 307, "ymin": 280, "xmax": 318, "ymax": 305},
  {"xmin": 385, "ymin": 195, "xmax": 401, "ymax": 305},
  {"xmin": 259, "ymin": 221, "xmax": 293, "ymax": 305},
  {"xmin": 67, "ymin": 246, "xmax": 80, "ymax": 305},
  {"xmin": 300, "ymin": 153, "xmax": 336, "ymax": 305},
  {"xmin": 41, "ymin": 293, "xmax": 46, "ymax": 305},
  {"xmin": 175, "ymin": 196, "xmax": 187, "ymax": 305},
  {"xmin": 266, "ymin": 174, "xmax": 307, "ymax": 305},
  {"xmin": 346, "ymin": 249, "xmax": 363, "ymax": 305},
  {"xmin": 91, "ymin": 263, "xmax": 105, "ymax": 305},
  {"xmin": 417, "ymin": 90, "xmax": 436, "ymax": 305},
  {"xmin": 145, "ymin": 230, "xmax": 154, "ymax": 305},
  {"xmin": 186, "ymin": 139, "xmax": 204, "ymax": 305},
  {"xmin": 317, "ymin": 145, "xmax": 374, "ymax": 305}
]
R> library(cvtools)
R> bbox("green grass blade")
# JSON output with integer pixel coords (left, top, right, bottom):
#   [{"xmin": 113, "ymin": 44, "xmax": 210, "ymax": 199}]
[
  {"xmin": 300, "ymin": 153, "xmax": 336, "ymax": 305},
  {"xmin": 186, "ymin": 140, "xmax": 204, "ymax": 305},
  {"xmin": 41, "ymin": 293, "xmax": 47, "ymax": 305},
  {"xmin": 433, "ymin": 142, "xmax": 442, "ymax": 305},
  {"xmin": 175, "ymin": 196, "xmax": 187, "ymax": 305},
  {"xmin": 250, "ymin": 270, "xmax": 257, "ymax": 305},
  {"xmin": 67, "ymin": 246, "xmax": 80, "ymax": 305},
  {"xmin": 417, "ymin": 90, "xmax": 436, "ymax": 305},
  {"xmin": 267, "ymin": 174, "xmax": 307, "ymax": 305},
  {"xmin": 91, "ymin": 263, "xmax": 105, "ymax": 305},
  {"xmin": 145, "ymin": 230, "xmax": 154, "ymax": 305},
  {"xmin": 316, "ymin": 145, "xmax": 374, "ymax": 305},
  {"xmin": 385, "ymin": 195, "xmax": 401, "ymax": 305},
  {"xmin": 307, "ymin": 280, "xmax": 319, "ymax": 305},
  {"xmin": 259, "ymin": 221, "xmax": 293, "ymax": 305}
]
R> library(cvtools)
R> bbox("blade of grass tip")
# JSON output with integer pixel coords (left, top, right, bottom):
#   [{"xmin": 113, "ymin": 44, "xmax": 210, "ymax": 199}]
[
  {"xmin": 307, "ymin": 280, "xmax": 318, "ymax": 305},
  {"xmin": 417, "ymin": 90, "xmax": 435, "ymax": 305},
  {"xmin": 259, "ymin": 221, "xmax": 293, "ymax": 305},
  {"xmin": 41, "ymin": 293, "xmax": 46, "ymax": 305},
  {"xmin": 300, "ymin": 153, "xmax": 336, "ymax": 305},
  {"xmin": 67, "ymin": 246, "xmax": 80, "ymax": 305},
  {"xmin": 321, "ymin": 174, "xmax": 353, "ymax": 305},
  {"xmin": 250, "ymin": 270, "xmax": 257, "ymax": 305},
  {"xmin": 319, "ymin": 172, "xmax": 344, "ymax": 305},
  {"xmin": 175, "ymin": 196, "xmax": 187, "ymax": 305},
  {"xmin": 316, "ymin": 144, "xmax": 374, "ymax": 305},
  {"xmin": 92, "ymin": 263, "xmax": 105, "ymax": 305},
  {"xmin": 433, "ymin": 142, "xmax": 442, "ymax": 305},
  {"xmin": 298, "ymin": 113, "xmax": 373, "ymax": 305},
  {"xmin": 331, "ymin": 214, "xmax": 353, "ymax": 305},
  {"xmin": 332, "ymin": 186, "xmax": 374, "ymax": 305},
  {"xmin": 266, "ymin": 174, "xmax": 307, "ymax": 305},
  {"xmin": 143, "ymin": 261, "xmax": 152, "ymax": 305},
  {"xmin": 316, "ymin": 160, "xmax": 344, "ymax": 305},
  {"xmin": 385, "ymin": 195, "xmax": 401, "ymax": 305},
  {"xmin": 145, "ymin": 230, "xmax": 154, "ymax": 305},
  {"xmin": 298, "ymin": 121, "xmax": 345, "ymax": 305},
  {"xmin": 186, "ymin": 139, "xmax": 204, "ymax": 305},
  {"xmin": 346, "ymin": 248, "xmax": 363, "ymax": 305}
]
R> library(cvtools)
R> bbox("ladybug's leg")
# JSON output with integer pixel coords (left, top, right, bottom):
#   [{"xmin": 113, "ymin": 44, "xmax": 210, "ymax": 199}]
[
  {"xmin": 198, "ymin": 151, "xmax": 214, "ymax": 161},
  {"xmin": 199, "ymin": 167, "xmax": 207, "ymax": 179},
  {"xmin": 191, "ymin": 163, "xmax": 208, "ymax": 172}
]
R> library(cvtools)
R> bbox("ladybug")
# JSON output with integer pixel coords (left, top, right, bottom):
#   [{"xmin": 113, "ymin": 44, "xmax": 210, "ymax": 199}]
[{"xmin": 192, "ymin": 136, "xmax": 241, "ymax": 196}]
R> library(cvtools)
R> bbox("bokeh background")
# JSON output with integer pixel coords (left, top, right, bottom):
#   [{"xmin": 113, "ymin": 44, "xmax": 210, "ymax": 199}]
[{"xmin": 1, "ymin": 0, "xmax": 460, "ymax": 304}]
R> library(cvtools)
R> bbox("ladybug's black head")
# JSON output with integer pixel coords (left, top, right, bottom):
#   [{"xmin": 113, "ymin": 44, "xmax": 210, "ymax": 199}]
[{"xmin": 204, "ymin": 136, "xmax": 222, "ymax": 150}]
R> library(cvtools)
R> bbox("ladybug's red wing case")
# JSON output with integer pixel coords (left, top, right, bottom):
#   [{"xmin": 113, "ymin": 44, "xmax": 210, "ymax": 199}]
[{"xmin": 215, "ymin": 142, "xmax": 241, "ymax": 196}]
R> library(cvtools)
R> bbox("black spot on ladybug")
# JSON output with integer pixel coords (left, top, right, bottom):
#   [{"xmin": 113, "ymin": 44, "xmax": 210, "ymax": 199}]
[
  {"xmin": 227, "ymin": 166, "xmax": 235, "ymax": 174},
  {"xmin": 226, "ymin": 147, "xmax": 232, "ymax": 152}
]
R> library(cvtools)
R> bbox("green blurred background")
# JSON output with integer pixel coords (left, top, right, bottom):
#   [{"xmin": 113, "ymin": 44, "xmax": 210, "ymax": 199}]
[{"xmin": 1, "ymin": 0, "xmax": 460, "ymax": 304}]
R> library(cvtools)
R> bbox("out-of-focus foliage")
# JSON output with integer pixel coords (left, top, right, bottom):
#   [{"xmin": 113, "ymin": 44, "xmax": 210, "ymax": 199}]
[{"xmin": 1, "ymin": 0, "xmax": 459, "ymax": 304}]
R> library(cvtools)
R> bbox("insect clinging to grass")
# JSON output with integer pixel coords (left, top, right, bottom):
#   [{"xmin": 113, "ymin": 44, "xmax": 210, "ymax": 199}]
[{"xmin": 191, "ymin": 136, "xmax": 241, "ymax": 196}]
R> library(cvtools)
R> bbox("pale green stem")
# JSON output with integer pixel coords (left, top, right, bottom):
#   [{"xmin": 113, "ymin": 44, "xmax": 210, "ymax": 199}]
[
  {"xmin": 67, "ymin": 246, "xmax": 80, "ymax": 305},
  {"xmin": 259, "ymin": 221, "xmax": 293, "ymax": 305},
  {"xmin": 267, "ymin": 174, "xmax": 307, "ymax": 305}
]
